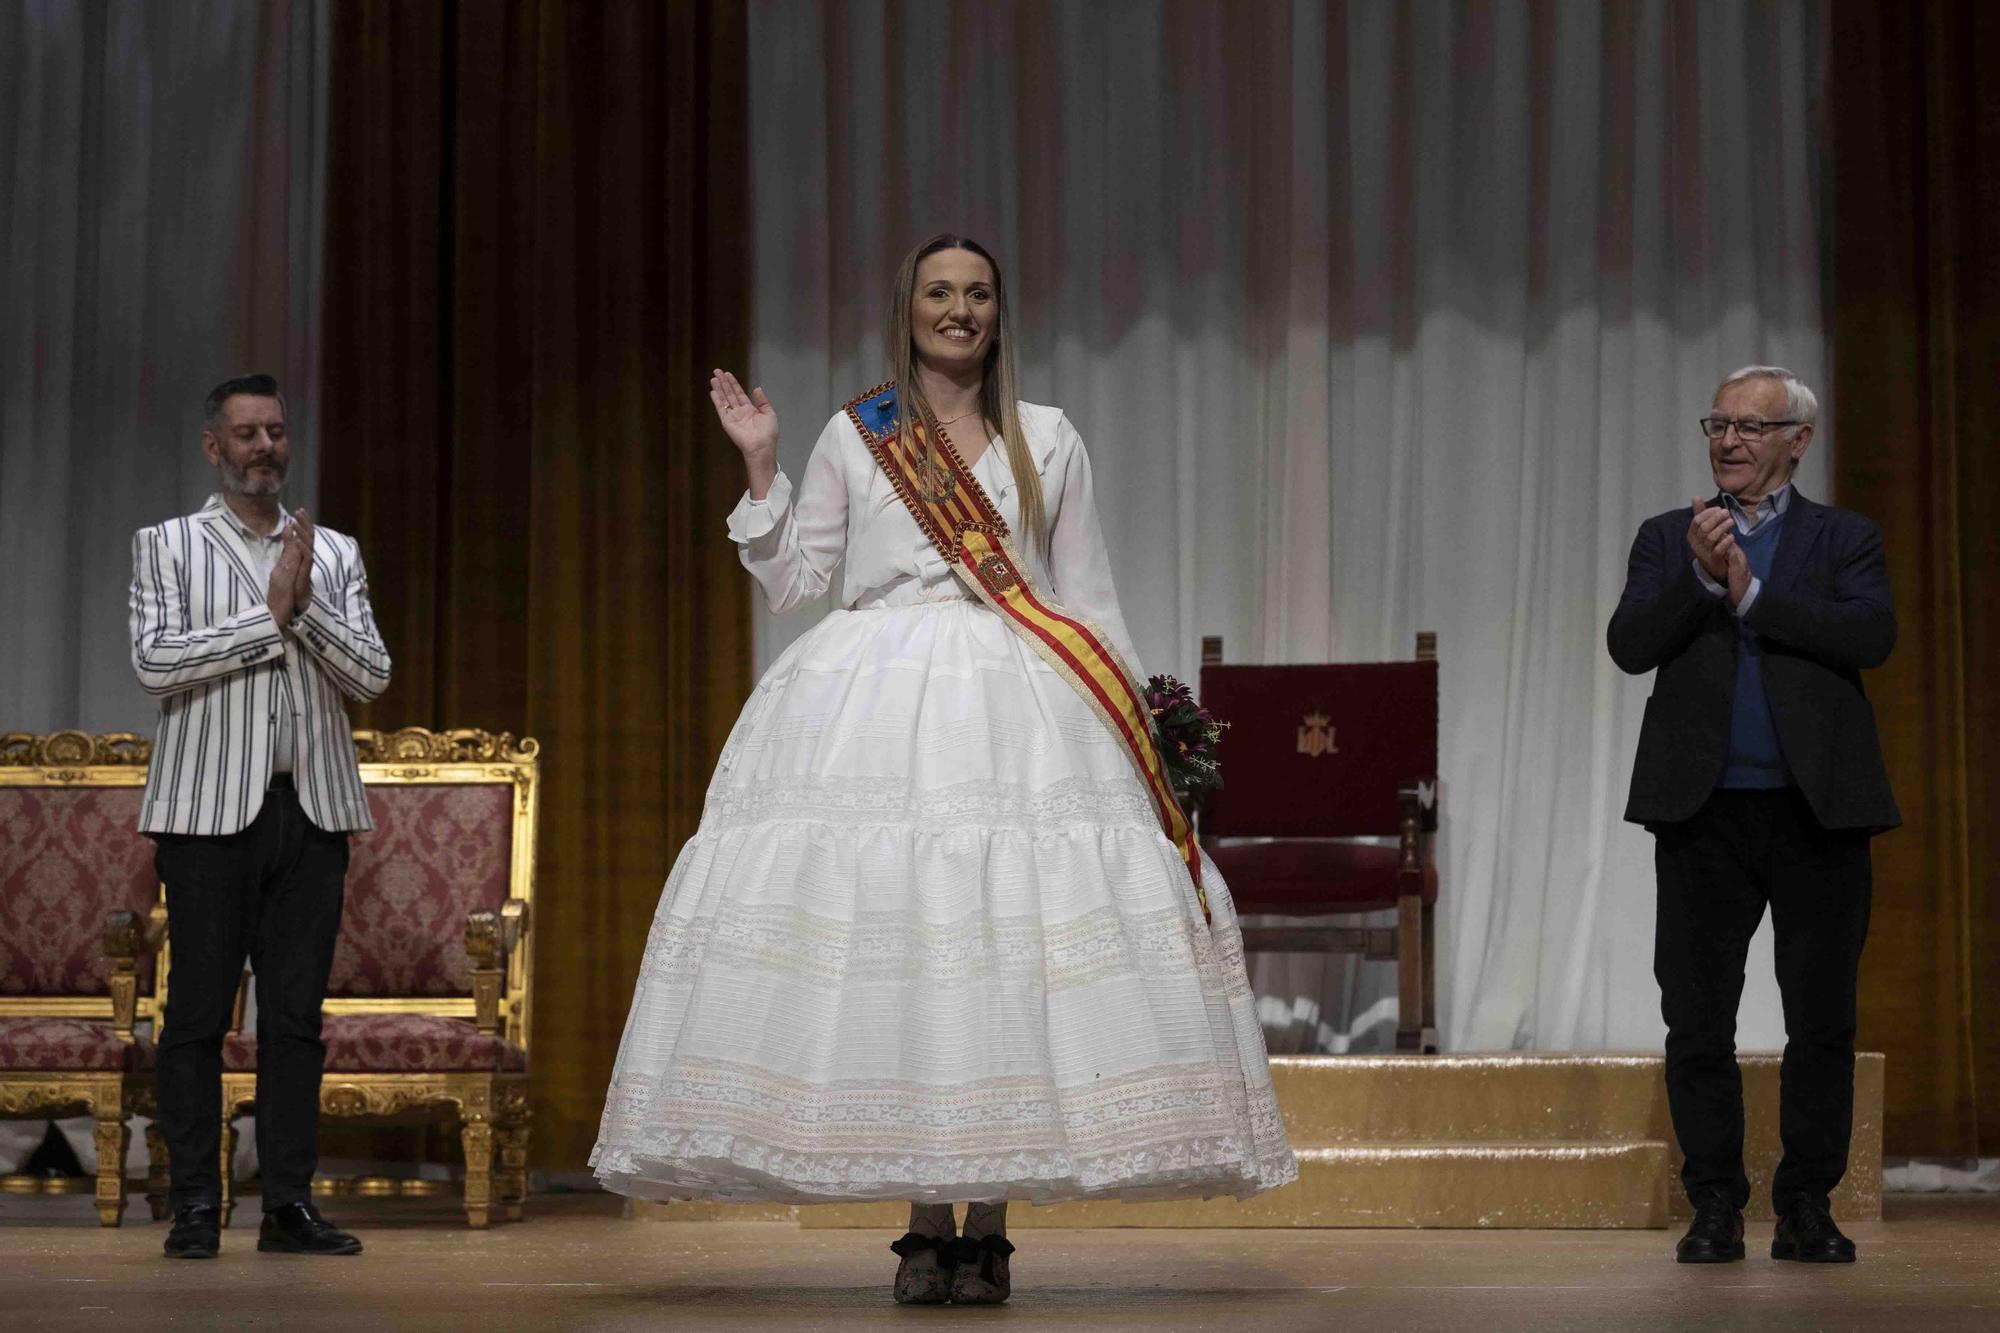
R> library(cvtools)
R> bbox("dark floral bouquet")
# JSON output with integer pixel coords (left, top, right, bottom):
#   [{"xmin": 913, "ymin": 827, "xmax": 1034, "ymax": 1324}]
[{"xmin": 1145, "ymin": 674, "xmax": 1228, "ymax": 808}]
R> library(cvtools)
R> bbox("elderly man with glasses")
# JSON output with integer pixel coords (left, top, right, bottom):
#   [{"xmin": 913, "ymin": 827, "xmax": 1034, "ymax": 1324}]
[{"xmin": 1608, "ymin": 366, "xmax": 1899, "ymax": 1267}]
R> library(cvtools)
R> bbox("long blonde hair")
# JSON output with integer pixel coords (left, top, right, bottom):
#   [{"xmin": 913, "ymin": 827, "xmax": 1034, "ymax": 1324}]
[{"xmin": 887, "ymin": 234, "xmax": 1045, "ymax": 552}]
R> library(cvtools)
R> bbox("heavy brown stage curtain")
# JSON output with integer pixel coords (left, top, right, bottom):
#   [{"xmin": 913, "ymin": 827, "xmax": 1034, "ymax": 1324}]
[
  {"xmin": 1831, "ymin": 1, "xmax": 2000, "ymax": 1158},
  {"xmin": 318, "ymin": 0, "xmax": 750, "ymax": 1168}
]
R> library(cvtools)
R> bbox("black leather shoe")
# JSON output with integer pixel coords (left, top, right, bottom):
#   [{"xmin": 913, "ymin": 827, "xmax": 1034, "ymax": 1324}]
[
  {"xmin": 948, "ymin": 1233, "xmax": 1015, "ymax": 1304},
  {"xmin": 257, "ymin": 1202, "xmax": 363, "ymax": 1255},
  {"xmin": 1675, "ymin": 1194, "xmax": 1745, "ymax": 1263},
  {"xmin": 1772, "ymin": 1199, "xmax": 1856, "ymax": 1263},
  {"xmin": 163, "ymin": 1203, "xmax": 222, "ymax": 1259},
  {"xmin": 890, "ymin": 1232, "xmax": 957, "ymax": 1305}
]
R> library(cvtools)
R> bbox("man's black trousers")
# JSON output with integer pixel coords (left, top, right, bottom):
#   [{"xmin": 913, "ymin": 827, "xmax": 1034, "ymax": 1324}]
[
  {"xmin": 152, "ymin": 778, "xmax": 348, "ymax": 1212},
  {"xmin": 1653, "ymin": 787, "xmax": 1872, "ymax": 1211}
]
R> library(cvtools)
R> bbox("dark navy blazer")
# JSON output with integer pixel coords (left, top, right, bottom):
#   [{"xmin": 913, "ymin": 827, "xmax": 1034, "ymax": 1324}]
[{"xmin": 1607, "ymin": 489, "xmax": 1900, "ymax": 834}]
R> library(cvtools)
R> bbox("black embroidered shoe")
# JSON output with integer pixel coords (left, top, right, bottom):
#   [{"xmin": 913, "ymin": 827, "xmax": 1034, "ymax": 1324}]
[
  {"xmin": 1771, "ymin": 1198, "xmax": 1856, "ymax": 1263},
  {"xmin": 163, "ymin": 1203, "xmax": 222, "ymax": 1259},
  {"xmin": 890, "ymin": 1231, "xmax": 956, "ymax": 1305},
  {"xmin": 948, "ymin": 1234, "xmax": 1015, "ymax": 1305},
  {"xmin": 1675, "ymin": 1193, "xmax": 1745, "ymax": 1263},
  {"xmin": 257, "ymin": 1201, "xmax": 363, "ymax": 1255}
]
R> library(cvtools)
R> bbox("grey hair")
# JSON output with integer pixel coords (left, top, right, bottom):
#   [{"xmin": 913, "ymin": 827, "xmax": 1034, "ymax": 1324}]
[{"xmin": 1718, "ymin": 365, "xmax": 1818, "ymax": 430}]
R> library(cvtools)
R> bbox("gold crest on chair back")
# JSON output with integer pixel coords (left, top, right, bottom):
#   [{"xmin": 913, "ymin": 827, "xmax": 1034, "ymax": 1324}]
[{"xmin": 217, "ymin": 728, "xmax": 541, "ymax": 1227}]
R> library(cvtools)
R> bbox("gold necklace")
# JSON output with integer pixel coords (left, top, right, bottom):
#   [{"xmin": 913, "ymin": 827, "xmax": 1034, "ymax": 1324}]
[{"xmin": 933, "ymin": 408, "xmax": 978, "ymax": 427}]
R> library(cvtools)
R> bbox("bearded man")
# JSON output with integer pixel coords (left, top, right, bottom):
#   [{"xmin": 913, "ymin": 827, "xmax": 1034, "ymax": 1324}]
[{"xmin": 129, "ymin": 374, "xmax": 391, "ymax": 1259}]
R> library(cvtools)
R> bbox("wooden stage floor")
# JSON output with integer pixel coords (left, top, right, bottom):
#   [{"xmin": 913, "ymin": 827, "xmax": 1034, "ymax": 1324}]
[{"xmin": 3, "ymin": 1192, "xmax": 1995, "ymax": 1331}]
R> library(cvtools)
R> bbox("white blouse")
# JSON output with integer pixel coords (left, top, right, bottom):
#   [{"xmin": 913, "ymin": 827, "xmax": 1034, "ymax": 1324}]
[{"xmin": 727, "ymin": 401, "xmax": 1145, "ymax": 677}]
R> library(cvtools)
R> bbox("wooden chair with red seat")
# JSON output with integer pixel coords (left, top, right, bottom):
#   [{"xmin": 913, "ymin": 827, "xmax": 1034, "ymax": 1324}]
[{"xmin": 1198, "ymin": 633, "xmax": 1440, "ymax": 1053}]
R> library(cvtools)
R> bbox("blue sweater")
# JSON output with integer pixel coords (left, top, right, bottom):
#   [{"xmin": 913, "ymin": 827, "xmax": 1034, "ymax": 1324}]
[{"xmin": 1721, "ymin": 512, "xmax": 1790, "ymax": 789}]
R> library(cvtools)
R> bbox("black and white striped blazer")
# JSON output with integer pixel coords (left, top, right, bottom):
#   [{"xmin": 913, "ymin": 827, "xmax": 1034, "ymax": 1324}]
[{"xmin": 129, "ymin": 496, "xmax": 392, "ymax": 836}]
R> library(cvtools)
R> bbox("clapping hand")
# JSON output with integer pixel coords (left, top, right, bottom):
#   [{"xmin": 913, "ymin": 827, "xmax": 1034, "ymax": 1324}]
[
  {"xmin": 1688, "ymin": 497, "xmax": 1752, "ymax": 608},
  {"xmin": 709, "ymin": 369, "xmax": 780, "ymax": 498},
  {"xmin": 289, "ymin": 510, "xmax": 315, "ymax": 617},
  {"xmin": 1686, "ymin": 496, "xmax": 1736, "ymax": 583},
  {"xmin": 1724, "ymin": 537, "xmax": 1751, "ymax": 608},
  {"xmin": 266, "ymin": 509, "xmax": 314, "ymax": 627}
]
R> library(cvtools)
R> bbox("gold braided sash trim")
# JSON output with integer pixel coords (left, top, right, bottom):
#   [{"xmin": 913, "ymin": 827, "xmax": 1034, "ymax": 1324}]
[{"xmin": 842, "ymin": 383, "xmax": 1205, "ymax": 919}]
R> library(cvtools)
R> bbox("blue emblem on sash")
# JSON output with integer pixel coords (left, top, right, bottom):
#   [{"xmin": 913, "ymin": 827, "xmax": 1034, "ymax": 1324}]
[{"xmin": 855, "ymin": 384, "xmax": 900, "ymax": 439}]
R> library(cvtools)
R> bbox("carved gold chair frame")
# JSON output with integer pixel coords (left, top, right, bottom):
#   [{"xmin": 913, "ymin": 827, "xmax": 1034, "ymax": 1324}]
[
  {"xmin": 0, "ymin": 730, "xmax": 167, "ymax": 1225},
  {"xmin": 218, "ymin": 728, "xmax": 540, "ymax": 1224},
  {"xmin": 216, "ymin": 728, "xmax": 541, "ymax": 1228}
]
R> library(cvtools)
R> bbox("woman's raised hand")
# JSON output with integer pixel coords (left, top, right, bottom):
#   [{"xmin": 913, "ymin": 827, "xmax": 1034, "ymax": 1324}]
[{"xmin": 709, "ymin": 370, "xmax": 779, "ymax": 462}]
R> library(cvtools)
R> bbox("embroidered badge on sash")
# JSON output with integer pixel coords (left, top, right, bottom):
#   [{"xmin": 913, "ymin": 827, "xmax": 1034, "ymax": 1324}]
[{"xmin": 974, "ymin": 552, "xmax": 1018, "ymax": 593}]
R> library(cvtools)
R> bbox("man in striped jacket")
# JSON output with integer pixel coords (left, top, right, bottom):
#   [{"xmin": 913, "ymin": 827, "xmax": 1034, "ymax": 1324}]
[{"xmin": 130, "ymin": 374, "xmax": 390, "ymax": 1260}]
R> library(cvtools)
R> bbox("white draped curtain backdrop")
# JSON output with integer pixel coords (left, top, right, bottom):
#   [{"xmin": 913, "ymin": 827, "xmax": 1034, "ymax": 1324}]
[
  {"xmin": 0, "ymin": 0, "xmax": 326, "ymax": 735},
  {"xmin": 745, "ymin": 0, "xmax": 1828, "ymax": 1053},
  {"xmin": 0, "ymin": 0, "xmax": 327, "ymax": 1172}
]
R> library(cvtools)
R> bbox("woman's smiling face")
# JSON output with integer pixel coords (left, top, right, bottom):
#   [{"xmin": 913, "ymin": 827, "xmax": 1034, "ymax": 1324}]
[{"xmin": 909, "ymin": 248, "xmax": 997, "ymax": 374}]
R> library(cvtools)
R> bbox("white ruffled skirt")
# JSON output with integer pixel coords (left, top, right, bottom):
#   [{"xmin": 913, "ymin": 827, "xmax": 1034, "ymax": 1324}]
[{"xmin": 590, "ymin": 597, "xmax": 1297, "ymax": 1204}]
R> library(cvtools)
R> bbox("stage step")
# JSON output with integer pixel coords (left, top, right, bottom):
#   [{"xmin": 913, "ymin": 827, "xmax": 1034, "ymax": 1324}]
[
  {"xmin": 1265, "ymin": 1054, "xmax": 1672, "ymax": 1144},
  {"xmin": 630, "ymin": 1052, "xmax": 1884, "ymax": 1229}
]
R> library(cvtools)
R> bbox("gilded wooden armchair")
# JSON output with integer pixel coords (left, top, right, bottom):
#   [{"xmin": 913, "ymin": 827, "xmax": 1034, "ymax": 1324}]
[
  {"xmin": 218, "ymin": 728, "xmax": 540, "ymax": 1227},
  {"xmin": 0, "ymin": 731, "xmax": 168, "ymax": 1224}
]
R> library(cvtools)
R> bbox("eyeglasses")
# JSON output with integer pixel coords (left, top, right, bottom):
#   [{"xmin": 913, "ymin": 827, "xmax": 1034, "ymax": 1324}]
[{"xmin": 1699, "ymin": 415, "xmax": 1800, "ymax": 442}]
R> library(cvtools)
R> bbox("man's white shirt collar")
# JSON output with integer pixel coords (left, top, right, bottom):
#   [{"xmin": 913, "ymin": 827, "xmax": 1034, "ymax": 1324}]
[
  {"xmin": 1723, "ymin": 482, "xmax": 1793, "ymax": 531},
  {"xmin": 204, "ymin": 493, "xmax": 291, "ymax": 544}
]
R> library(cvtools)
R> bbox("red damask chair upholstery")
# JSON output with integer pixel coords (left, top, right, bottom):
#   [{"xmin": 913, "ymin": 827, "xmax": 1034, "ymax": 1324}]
[
  {"xmin": 218, "ymin": 728, "xmax": 540, "ymax": 1227},
  {"xmin": 1199, "ymin": 635, "xmax": 1441, "ymax": 1053},
  {"xmin": 0, "ymin": 731, "xmax": 167, "ymax": 1223}
]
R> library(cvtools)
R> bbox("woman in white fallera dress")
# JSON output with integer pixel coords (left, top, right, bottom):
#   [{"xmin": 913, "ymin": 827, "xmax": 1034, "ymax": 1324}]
[{"xmin": 591, "ymin": 235, "xmax": 1295, "ymax": 1305}]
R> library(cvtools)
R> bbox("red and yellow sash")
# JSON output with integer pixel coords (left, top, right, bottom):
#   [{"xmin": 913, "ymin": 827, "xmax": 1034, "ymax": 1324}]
[{"xmin": 843, "ymin": 383, "xmax": 1205, "ymax": 919}]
